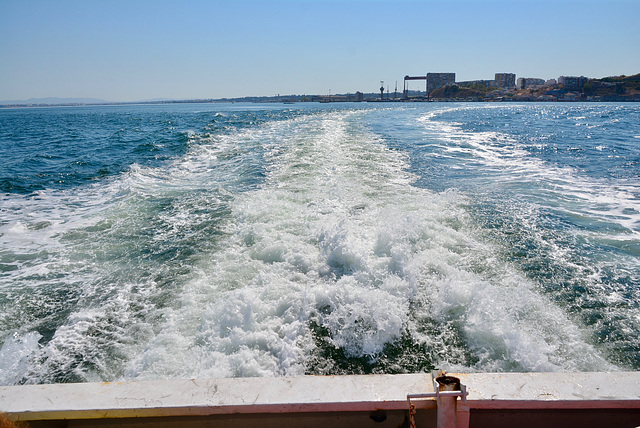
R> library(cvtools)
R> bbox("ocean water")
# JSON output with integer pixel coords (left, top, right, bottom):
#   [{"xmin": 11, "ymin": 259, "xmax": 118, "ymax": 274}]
[{"xmin": 0, "ymin": 102, "xmax": 638, "ymax": 385}]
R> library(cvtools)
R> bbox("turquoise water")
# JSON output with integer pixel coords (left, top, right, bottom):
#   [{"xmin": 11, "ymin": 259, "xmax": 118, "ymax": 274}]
[{"xmin": 0, "ymin": 102, "xmax": 638, "ymax": 384}]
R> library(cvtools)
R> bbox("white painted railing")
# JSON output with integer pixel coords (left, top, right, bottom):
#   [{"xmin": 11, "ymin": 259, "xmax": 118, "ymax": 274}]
[{"xmin": 1, "ymin": 372, "xmax": 639, "ymax": 427}]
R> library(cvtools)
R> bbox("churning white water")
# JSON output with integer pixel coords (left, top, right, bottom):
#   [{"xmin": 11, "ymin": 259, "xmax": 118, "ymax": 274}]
[{"xmin": 2, "ymin": 103, "xmax": 638, "ymax": 384}]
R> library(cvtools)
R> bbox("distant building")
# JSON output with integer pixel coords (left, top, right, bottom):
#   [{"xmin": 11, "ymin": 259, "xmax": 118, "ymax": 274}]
[
  {"xmin": 558, "ymin": 76, "xmax": 588, "ymax": 90},
  {"xmin": 457, "ymin": 73, "xmax": 515, "ymax": 90},
  {"xmin": 495, "ymin": 73, "xmax": 516, "ymax": 89},
  {"xmin": 457, "ymin": 79, "xmax": 496, "ymax": 88},
  {"xmin": 427, "ymin": 73, "xmax": 456, "ymax": 94},
  {"xmin": 350, "ymin": 91, "xmax": 364, "ymax": 102},
  {"xmin": 562, "ymin": 92, "xmax": 581, "ymax": 101},
  {"xmin": 517, "ymin": 78, "xmax": 546, "ymax": 89}
]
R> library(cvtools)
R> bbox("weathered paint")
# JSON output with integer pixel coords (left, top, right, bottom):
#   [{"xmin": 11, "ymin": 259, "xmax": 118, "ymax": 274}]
[
  {"xmin": 453, "ymin": 372, "xmax": 640, "ymax": 409},
  {"xmin": 0, "ymin": 373, "xmax": 436, "ymax": 421},
  {"xmin": 1, "ymin": 372, "xmax": 640, "ymax": 427}
]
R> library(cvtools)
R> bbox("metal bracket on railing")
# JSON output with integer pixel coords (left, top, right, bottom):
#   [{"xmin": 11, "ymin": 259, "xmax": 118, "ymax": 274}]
[
  {"xmin": 407, "ymin": 378, "xmax": 468, "ymax": 403},
  {"xmin": 406, "ymin": 377, "xmax": 468, "ymax": 428}
]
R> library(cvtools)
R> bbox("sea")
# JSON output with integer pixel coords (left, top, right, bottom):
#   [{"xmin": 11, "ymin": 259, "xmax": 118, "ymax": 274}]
[{"xmin": 0, "ymin": 102, "xmax": 639, "ymax": 385}]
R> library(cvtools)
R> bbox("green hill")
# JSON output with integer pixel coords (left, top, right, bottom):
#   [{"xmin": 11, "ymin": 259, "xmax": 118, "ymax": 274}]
[{"xmin": 583, "ymin": 74, "xmax": 640, "ymax": 98}]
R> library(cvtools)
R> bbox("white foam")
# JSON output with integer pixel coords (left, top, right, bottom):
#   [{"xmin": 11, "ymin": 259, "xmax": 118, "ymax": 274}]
[
  {"xmin": 122, "ymin": 108, "xmax": 614, "ymax": 379},
  {"xmin": 414, "ymin": 104, "xmax": 640, "ymax": 368},
  {"xmin": 1, "ymin": 105, "xmax": 626, "ymax": 384},
  {"xmin": 0, "ymin": 331, "xmax": 42, "ymax": 384},
  {"xmin": 418, "ymin": 105, "xmax": 640, "ymax": 239}
]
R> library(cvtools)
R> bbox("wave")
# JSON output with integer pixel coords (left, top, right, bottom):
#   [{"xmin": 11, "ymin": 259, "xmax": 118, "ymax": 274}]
[{"xmin": 0, "ymin": 104, "xmax": 631, "ymax": 385}]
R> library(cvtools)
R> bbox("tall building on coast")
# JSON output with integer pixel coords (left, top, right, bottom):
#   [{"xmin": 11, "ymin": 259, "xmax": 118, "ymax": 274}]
[
  {"xmin": 495, "ymin": 73, "xmax": 516, "ymax": 89},
  {"xmin": 427, "ymin": 73, "xmax": 456, "ymax": 94},
  {"xmin": 558, "ymin": 76, "xmax": 588, "ymax": 90},
  {"xmin": 517, "ymin": 77, "xmax": 546, "ymax": 89}
]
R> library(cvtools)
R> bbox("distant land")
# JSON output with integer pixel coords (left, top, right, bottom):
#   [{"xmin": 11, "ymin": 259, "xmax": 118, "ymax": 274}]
[
  {"xmin": 429, "ymin": 73, "xmax": 640, "ymax": 102},
  {"xmin": 0, "ymin": 97, "xmax": 181, "ymax": 106},
  {"xmin": 2, "ymin": 74, "xmax": 639, "ymax": 107},
  {"xmin": 0, "ymin": 97, "xmax": 109, "ymax": 106}
]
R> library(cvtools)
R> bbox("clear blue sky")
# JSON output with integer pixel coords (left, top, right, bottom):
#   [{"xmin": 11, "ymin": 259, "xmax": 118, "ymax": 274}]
[{"xmin": 1, "ymin": 0, "xmax": 638, "ymax": 102}]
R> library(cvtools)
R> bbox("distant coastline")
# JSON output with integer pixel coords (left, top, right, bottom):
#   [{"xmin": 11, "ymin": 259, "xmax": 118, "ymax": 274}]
[{"xmin": 2, "ymin": 73, "xmax": 638, "ymax": 108}]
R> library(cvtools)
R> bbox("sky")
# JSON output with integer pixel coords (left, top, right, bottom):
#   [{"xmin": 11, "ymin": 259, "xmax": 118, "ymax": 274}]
[{"xmin": 1, "ymin": 0, "xmax": 639, "ymax": 102}]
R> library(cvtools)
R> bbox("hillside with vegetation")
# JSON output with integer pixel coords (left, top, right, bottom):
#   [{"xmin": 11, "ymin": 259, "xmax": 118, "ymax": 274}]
[
  {"xmin": 512, "ymin": 73, "xmax": 640, "ymax": 101},
  {"xmin": 429, "ymin": 73, "xmax": 640, "ymax": 102},
  {"xmin": 582, "ymin": 74, "xmax": 640, "ymax": 98},
  {"xmin": 429, "ymin": 84, "xmax": 492, "ymax": 101}
]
